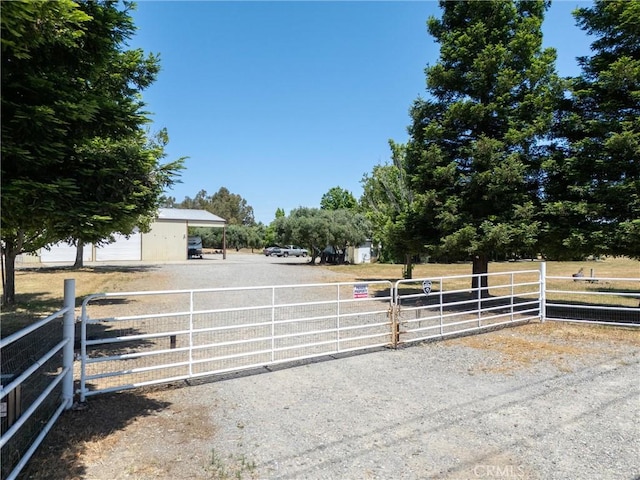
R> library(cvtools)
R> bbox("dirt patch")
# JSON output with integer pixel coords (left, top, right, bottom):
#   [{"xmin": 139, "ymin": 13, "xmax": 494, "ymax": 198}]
[
  {"xmin": 20, "ymin": 391, "xmax": 172, "ymax": 480},
  {"xmin": 451, "ymin": 322, "xmax": 640, "ymax": 373}
]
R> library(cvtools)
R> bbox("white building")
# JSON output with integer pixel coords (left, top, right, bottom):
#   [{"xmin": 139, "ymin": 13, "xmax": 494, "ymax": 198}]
[{"xmin": 27, "ymin": 208, "xmax": 226, "ymax": 263}]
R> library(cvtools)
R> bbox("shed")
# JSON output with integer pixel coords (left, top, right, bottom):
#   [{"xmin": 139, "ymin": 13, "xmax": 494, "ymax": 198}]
[
  {"xmin": 346, "ymin": 240, "xmax": 373, "ymax": 264},
  {"xmin": 34, "ymin": 208, "xmax": 227, "ymax": 263}
]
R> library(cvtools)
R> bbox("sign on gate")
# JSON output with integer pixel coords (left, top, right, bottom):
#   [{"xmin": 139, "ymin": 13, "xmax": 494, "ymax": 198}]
[
  {"xmin": 353, "ymin": 284, "xmax": 369, "ymax": 298},
  {"xmin": 422, "ymin": 280, "xmax": 432, "ymax": 295}
]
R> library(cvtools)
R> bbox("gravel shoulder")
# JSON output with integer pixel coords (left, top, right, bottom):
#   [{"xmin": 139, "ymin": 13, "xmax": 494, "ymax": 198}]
[{"xmin": 20, "ymin": 256, "xmax": 640, "ymax": 480}]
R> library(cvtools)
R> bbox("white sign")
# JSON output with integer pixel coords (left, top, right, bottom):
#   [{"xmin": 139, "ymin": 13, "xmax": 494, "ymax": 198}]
[
  {"xmin": 353, "ymin": 284, "xmax": 369, "ymax": 299},
  {"xmin": 422, "ymin": 280, "xmax": 432, "ymax": 295}
]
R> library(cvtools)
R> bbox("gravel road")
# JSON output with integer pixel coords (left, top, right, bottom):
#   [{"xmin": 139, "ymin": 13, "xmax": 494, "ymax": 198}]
[{"xmin": 29, "ymin": 255, "xmax": 640, "ymax": 480}]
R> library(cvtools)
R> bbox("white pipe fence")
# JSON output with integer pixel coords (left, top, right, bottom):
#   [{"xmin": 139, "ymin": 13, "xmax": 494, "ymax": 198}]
[
  {"xmin": 79, "ymin": 280, "xmax": 394, "ymax": 402},
  {"xmin": 1, "ymin": 279, "xmax": 75, "ymax": 480},
  {"xmin": 545, "ymin": 274, "xmax": 640, "ymax": 326},
  {"xmin": 394, "ymin": 269, "xmax": 543, "ymax": 343}
]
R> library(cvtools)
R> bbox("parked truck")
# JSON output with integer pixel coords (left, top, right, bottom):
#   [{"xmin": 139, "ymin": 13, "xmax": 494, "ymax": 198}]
[
  {"xmin": 279, "ymin": 245, "xmax": 308, "ymax": 257},
  {"xmin": 187, "ymin": 236, "xmax": 203, "ymax": 259}
]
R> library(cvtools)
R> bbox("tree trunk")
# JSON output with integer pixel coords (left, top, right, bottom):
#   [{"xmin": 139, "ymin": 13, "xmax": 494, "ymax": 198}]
[
  {"xmin": 74, "ymin": 241, "xmax": 84, "ymax": 268},
  {"xmin": 2, "ymin": 241, "xmax": 19, "ymax": 306},
  {"xmin": 471, "ymin": 253, "xmax": 489, "ymax": 295},
  {"xmin": 403, "ymin": 253, "xmax": 413, "ymax": 279}
]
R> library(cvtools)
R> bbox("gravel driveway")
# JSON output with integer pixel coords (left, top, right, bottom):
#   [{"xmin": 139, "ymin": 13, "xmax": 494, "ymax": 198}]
[{"xmin": 28, "ymin": 256, "xmax": 640, "ymax": 479}]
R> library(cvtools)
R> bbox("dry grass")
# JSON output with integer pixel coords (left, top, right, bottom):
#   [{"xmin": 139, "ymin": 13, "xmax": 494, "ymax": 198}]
[
  {"xmin": 1, "ymin": 265, "xmax": 169, "ymax": 336},
  {"xmin": 324, "ymin": 256, "xmax": 640, "ymax": 308},
  {"xmin": 450, "ymin": 321, "xmax": 640, "ymax": 374},
  {"xmin": 322, "ymin": 256, "xmax": 640, "ymax": 283}
]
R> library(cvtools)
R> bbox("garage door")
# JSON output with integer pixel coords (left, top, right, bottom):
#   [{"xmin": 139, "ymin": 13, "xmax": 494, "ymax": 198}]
[
  {"xmin": 95, "ymin": 232, "xmax": 141, "ymax": 261},
  {"xmin": 40, "ymin": 242, "xmax": 92, "ymax": 263}
]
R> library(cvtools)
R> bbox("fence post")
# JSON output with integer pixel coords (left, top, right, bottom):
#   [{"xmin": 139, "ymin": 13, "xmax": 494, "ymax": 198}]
[
  {"xmin": 391, "ymin": 282, "xmax": 399, "ymax": 348},
  {"xmin": 62, "ymin": 279, "xmax": 76, "ymax": 409},
  {"xmin": 539, "ymin": 262, "xmax": 546, "ymax": 323}
]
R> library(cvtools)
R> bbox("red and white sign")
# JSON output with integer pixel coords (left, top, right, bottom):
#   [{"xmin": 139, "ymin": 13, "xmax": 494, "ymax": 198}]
[{"xmin": 353, "ymin": 284, "xmax": 368, "ymax": 299}]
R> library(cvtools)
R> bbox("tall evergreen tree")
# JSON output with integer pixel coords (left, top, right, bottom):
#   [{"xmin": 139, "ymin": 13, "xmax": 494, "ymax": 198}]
[
  {"xmin": 543, "ymin": 0, "xmax": 639, "ymax": 259},
  {"xmin": 402, "ymin": 0, "xmax": 561, "ymax": 286}
]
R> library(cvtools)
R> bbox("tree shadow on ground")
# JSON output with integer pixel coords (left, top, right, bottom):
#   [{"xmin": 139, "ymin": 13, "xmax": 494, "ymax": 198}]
[
  {"xmin": 16, "ymin": 265, "xmax": 158, "ymax": 274},
  {"xmin": 17, "ymin": 391, "xmax": 172, "ymax": 480},
  {"xmin": 546, "ymin": 300, "xmax": 640, "ymax": 324}
]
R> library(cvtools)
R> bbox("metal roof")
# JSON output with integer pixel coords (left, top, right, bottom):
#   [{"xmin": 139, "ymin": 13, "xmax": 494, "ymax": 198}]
[{"xmin": 157, "ymin": 208, "xmax": 226, "ymax": 226}]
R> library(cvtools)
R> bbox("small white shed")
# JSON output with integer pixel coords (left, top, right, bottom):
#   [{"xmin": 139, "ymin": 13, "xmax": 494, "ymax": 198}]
[{"xmin": 346, "ymin": 240, "xmax": 373, "ymax": 264}]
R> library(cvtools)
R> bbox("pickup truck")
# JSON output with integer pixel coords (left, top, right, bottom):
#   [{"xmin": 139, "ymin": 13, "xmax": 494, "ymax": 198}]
[{"xmin": 279, "ymin": 245, "xmax": 308, "ymax": 257}]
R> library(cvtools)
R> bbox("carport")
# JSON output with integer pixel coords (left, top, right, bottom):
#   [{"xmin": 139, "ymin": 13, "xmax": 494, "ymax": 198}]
[{"xmin": 143, "ymin": 208, "xmax": 228, "ymax": 261}]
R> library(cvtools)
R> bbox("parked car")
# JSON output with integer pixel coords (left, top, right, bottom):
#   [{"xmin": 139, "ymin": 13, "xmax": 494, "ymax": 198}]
[
  {"xmin": 280, "ymin": 245, "xmax": 308, "ymax": 257},
  {"xmin": 263, "ymin": 246, "xmax": 281, "ymax": 256}
]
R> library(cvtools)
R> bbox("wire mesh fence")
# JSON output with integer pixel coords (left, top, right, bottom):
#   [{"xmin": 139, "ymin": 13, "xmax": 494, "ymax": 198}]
[
  {"xmin": 395, "ymin": 270, "xmax": 543, "ymax": 344},
  {"xmin": 78, "ymin": 270, "xmax": 640, "ymax": 400},
  {"xmin": 79, "ymin": 281, "xmax": 394, "ymax": 400},
  {"xmin": 1, "ymin": 283, "xmax": 74, "ymax": 480},
  {"xmin": 5, "ymin": 269, "xmax": 639, "ymax": 479},
  {"xmin": 545, "ymin": 275, "xmax": 640, "ymax": 326}
]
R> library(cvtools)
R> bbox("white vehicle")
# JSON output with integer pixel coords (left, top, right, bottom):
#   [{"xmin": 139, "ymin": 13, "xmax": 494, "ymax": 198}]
[
  {"xmin": 279, "ymin": 245, "xmax": 308, "ymax": 257},
  {"xmin": 188, "ymin": 236, "xmax": 203, "ymax": 259}
]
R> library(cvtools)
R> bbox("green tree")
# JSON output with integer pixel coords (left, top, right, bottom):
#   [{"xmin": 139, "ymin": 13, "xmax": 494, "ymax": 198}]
[
  {"xmin": 1, "ymin": 0, "xmax": 91, "ymax": 304},
  {"xmin": 178, "ymin": 187, "xmax": 255, "ymax": 226},
  {"xmin": 320, "ymin": 186, "xmax": 358, "ymax": 211},
  {"xmin": 401, "ymin": 0, "xmax": 561, "ymax": 288},
  {"xmin": 159, "ymin": 195, "xmax": 178, "ymax": 208},
  {"xmin": 360, "ymin": 141, "xmax": 423, "ymax": 277},
  {"xmin": 210, "ymin": 187, "xmax": 255, "ymax": 225},
  {"xmin": 275, "ymin": 208, "xmax": 370, "ymax": 264},
  {"xmin": 245, "ymin": 224, "xmax": 265, "ymax": 252},
  {"xmin": 68, "ymin": 129, "xmax": 184, "ymax": 267},
  {"xmin": 542, "ymin": 0, "xmax": 640, "ymax": 260},
  {"xmin": 2, "ymin": 1, "xmax": 183, "ymax": 303}
]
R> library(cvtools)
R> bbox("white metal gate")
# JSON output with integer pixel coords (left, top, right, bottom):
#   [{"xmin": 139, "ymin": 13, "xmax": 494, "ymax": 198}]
[
  {"xmin": 394, "ymin": 270, "xmax": 543, "ymax": 344},
  {"xmin": 78, "ymin": 266, "xmax": 639, "ymax": 400},
  {"xmin": 79, "ymin": 281, "xmax": 393, "ymax": 401}
]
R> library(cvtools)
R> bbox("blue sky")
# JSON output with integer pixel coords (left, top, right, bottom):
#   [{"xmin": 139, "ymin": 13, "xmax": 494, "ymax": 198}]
[{"xmin": 130, "ymin": 1, "xmax": 593, "ymax": 225}]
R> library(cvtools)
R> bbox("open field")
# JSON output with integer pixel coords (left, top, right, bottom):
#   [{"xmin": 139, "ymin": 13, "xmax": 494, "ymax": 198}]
[
  {"xmin": 323, "ymin": 255, "xmax": 639, "ymax": 282},
  {"xmin": 7, "ymin": 254, "xmax": 640, "ymax": 302}
]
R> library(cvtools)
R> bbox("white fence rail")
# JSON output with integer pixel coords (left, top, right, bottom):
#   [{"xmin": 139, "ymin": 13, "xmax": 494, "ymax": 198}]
[
  {"xmin": 79, "ymin": 281, "xmax": 394, "ymax": 401},
  {"xmin": 395, "ymin": 270, "xmax": 543, "ymax": 344},
  {"xmin": 1, "ymin": 280, "xmax": 75, "ymax": 480},
  {"xmin": 545, "ymin": 275, "xmax": 640, "ymax": 326}
]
